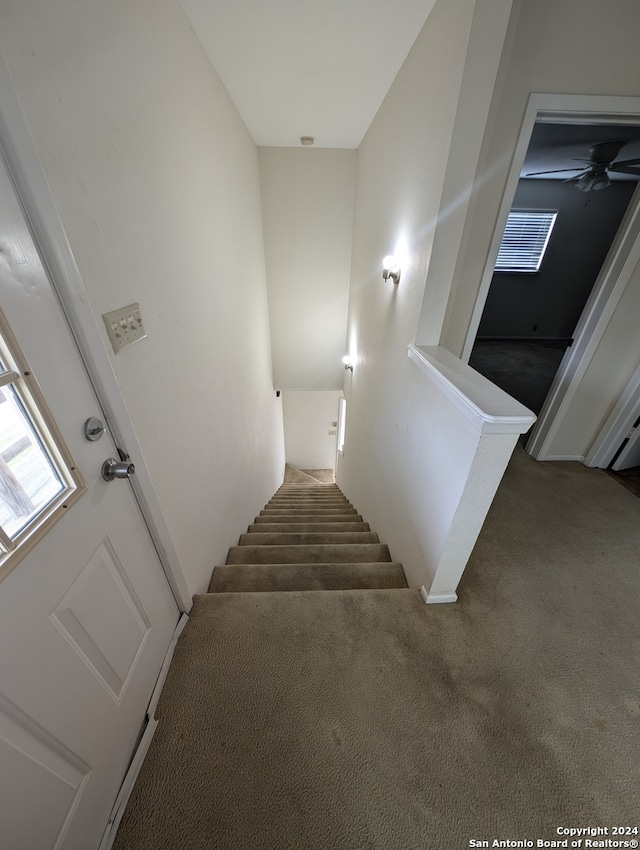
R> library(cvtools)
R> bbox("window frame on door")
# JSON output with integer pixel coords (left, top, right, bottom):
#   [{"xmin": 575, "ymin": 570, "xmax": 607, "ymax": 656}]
[{"xmin": 0, "ymin": 308, "xmax": 85, "ymax": 581}]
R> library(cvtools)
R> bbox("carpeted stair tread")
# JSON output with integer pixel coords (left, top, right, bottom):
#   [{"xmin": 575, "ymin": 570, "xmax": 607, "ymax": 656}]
[
  {"xmin": 270, "ymin": 489, "xmax": 346, "ymax": 495},
  {"xmin": 237, "ymin": 531, "xmax": 379, "ymax": 546},
  {"xmin": 253, "ymin": 513, "xmax": 364, "ymax": 524},
  {"xmin": 267, "ymin": 499, "xmax": 351, "ymax": 504},
  {"xmin": 194, "ymin": 585, "xmax": 417, "ymax": 610},
  {"xmin": 279, "ymin": 480, "xmax": 338, "ymax": 487},
  {"xmin": 271, "ymin": 490, "xmax": 347, "ymax": 495},
  {"xmin": 274, "ymin": 484, "xmax": 341, "ymax": 490},
  {"xmin": 282, "ymin": 465, "xmax": 334, "ymax": 484},
  {"xmin": 226, "ymin": 543, "xmax": 392, "ymax": 564},
  {"xmin": 247, "ymin": 522, "xmax": 370, "ymax": 533},
  {"xmin": 207, "ymin": 562, "xmax": 408, "ymax": 592},
  {"xmin": 278, "ymin": 484, "xmax": 339, "ymax": 491},
  {"xmin": 268, "ymin": 498, "xmax": 352, "ymax": 505},
  {"xmin": 279, "ymin": 484, "xmax": 338, "ymax": 490},
  {"xmin": 260, "ymin": 506, "xmax": 358, "ymax": 514}
]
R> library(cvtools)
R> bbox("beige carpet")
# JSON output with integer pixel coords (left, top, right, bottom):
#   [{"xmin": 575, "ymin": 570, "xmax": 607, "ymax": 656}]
[
  {"xmin": 283, "ymin": 464, "xmax": 335, "ymax": 484},
  {"xmin": 113, "ymin": 449, "xmax": 640, "ymax": 850}
]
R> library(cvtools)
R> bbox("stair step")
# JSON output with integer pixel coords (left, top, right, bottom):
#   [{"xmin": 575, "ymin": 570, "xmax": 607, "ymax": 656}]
[
  {"xmin": 226, "ymin": 543, "xmax": 392, "ymax": 564},
  {"xmin": 269, "ymin": 494, "xmax": 350, "ymax": 505},
  {"xmin": 207, "ymin": 562, "xmax": 407, "ymax": 593},
  {"xmin": 280, "ymin": 480, "xmax": 340, "ymax": 490},
  {"xmin": 253, "ymin": 514, "xmax": 364, "ymax": 524},
  {"xmin": 279, "ymin": 481, "xmax": 340, "ymax": 491},
  {"xmin": 238, "ymin": 532, "xmax": 379, "ymax": 546},
  {"xmin": 260, "ymin": 506, "xmax": 358, "ymax": 514},
  {"xmin": 247, "ymin": 522, "xmax": 370, "ymax": 533}
]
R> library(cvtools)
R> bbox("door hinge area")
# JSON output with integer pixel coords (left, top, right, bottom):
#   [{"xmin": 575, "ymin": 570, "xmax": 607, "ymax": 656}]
[{"xmin": 626, "ymin": 426, "xmax": 638, "ymax": 440}]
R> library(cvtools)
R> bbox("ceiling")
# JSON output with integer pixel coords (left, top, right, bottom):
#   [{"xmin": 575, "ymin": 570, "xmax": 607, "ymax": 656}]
[
  {"xmin": 178, "ymin": 0, "xmax": 437, "ymax": 148},
  {"xmin": 522, "ymin": 121, "xmax": 640, "ymax": 182}
]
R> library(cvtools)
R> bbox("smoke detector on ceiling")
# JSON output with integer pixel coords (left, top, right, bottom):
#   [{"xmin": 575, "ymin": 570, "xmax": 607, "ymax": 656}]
[{"xmin": 300, "ymin": 136, "xmax": 314, "ymax": 146}]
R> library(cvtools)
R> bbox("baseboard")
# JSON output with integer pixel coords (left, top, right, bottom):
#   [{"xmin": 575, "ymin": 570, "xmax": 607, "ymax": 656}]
[
  {"xmin": 537, "ymin": 454, "xmax": 585, "ymax": 462},
  {"xmin": 475, "ymin": 336, "xmax": 571, "ymax": 343},
  {"xmin": 420, "ymin": 585, "xmax": 458, "ymax": 604}
]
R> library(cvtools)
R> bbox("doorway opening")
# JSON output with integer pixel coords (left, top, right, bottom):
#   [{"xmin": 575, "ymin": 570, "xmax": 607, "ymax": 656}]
[
  {"xmin": 281, "ymin": 390, "xmax": 343, "ymax": 483},
  {"xmin": 469, "ymin": 119, "xmax": 640, "ymax": 422},
  {"xmin": 461, "ymin": 95, "xmax": 640, "ymax": 462}
]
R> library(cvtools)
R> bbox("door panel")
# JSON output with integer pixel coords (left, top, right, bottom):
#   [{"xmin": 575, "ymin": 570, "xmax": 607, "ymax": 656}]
[{"xmin": 0, "ymin": 143, "xmax": 179, "ymax": 848}]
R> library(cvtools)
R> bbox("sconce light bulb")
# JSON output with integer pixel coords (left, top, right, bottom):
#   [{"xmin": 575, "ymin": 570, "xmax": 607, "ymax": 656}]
[{"xmin": 382, "ymin": 255, "xmax": 400, "ymax": 284}]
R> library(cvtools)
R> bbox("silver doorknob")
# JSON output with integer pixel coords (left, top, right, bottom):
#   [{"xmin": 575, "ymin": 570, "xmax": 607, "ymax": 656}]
[{"xmin": 102, "ymin": 458, "xmax": 135, "ymax": 481}]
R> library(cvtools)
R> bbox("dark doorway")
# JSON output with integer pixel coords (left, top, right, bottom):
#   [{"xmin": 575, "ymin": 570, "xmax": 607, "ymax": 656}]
[{"xmin": 469, "ymin": 121, "xmax": 640, "ymax": 415}]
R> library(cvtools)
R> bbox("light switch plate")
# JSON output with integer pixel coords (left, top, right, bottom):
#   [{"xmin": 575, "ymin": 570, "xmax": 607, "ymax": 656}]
[{"xmin": 102, "ymin": 303, "xmax": 147, "ymax": 354}]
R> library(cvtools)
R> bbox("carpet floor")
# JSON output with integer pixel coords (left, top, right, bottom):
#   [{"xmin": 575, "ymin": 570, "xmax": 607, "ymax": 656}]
[
  {"xmin": 113, "ymin": 449, "xmax": 640, "ymax": 850},
  {"xmin": 469, "ymin": 339, "xmax": 568, "ymax": 414}
]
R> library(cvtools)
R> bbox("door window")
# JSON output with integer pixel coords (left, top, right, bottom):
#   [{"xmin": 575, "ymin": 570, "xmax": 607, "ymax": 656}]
[
  {"xmin": 337, "ymin": 397, "xmax": 347, "ymax": 454},
  {"xmin": 0, "ymin": 310, "xmax": 84, "ymax": 580}
]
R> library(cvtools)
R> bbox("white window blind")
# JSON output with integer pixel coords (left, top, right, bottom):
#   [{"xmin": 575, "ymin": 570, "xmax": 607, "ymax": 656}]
[{"xmin": 494, "ymin": 210, "xmax": 557, "ymax": 273}]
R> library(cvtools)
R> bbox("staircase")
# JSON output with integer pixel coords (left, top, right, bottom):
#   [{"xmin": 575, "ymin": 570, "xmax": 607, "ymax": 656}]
[
  {"xmin": 207, "ymin": 479, "xmax": 408, "ymax": 594},
  {"xmin": 113, "ymin": 474, "xmax": 424, "ymax": 850}
]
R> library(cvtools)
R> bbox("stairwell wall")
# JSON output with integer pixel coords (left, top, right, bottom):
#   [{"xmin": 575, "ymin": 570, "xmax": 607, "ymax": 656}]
[
  {"xmin": 337, "ymin": 0, "xmax": 488, "ymax": 593},
  {"xmin": 0, "ymin": 0, "xmax": 285, "ymax": 596},
  {"xmin": 258, "ymin": 147, "xmax": 357, "ymax": 390}
]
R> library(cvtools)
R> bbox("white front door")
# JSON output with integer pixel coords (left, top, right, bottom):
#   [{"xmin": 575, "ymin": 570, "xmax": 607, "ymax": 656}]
[{"xmin": 0, "ymin": 145, "xmax": 180, "ymax": 846}]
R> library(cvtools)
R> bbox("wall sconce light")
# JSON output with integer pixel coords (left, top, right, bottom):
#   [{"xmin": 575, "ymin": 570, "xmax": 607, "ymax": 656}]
[
  {"xmin": 342, "ymin": 355, "xmax": 354, "ymax": 372},
  {"xmin": 382, "ymin": 255, "xmax": 401, "ymax": 285}
]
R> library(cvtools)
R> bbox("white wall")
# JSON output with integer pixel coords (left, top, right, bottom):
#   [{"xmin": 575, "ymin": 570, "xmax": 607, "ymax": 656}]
[
  {"xmin": 0, "ymin": 0, "xmax": 285, "ymax": 596},
  {"xmin": 259, "ymin": 147, "xmax": 357, "ymax": 389},
  {"xmin": 283, "ymin": 391, "xmax": 342, "ymax": 470},
  {"xmin": 337, "ymin": 0, "xmax": 489, "ymax": 591},
  {"xmin": 439, "ymin": 0, "xmax": 640, "ymax": 460}
]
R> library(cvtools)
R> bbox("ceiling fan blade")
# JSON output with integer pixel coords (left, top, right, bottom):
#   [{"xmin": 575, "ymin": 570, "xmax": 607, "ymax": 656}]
[
  {"xmin": 590, "ymin": 140, "xmax": 626, "ymax": 163},
  {"xmin": 609, "ymin": 157, "xmax": 640, "ymax": 171},
  {"xmin": 525, "ymin": 167, "xmax": 585, "ymax": 176}
]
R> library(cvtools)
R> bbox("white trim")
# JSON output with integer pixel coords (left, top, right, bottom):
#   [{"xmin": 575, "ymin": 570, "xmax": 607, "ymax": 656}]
[
  {"xmin": 585, "ymin": 360, "xmax": 640, "ymax": 467},
  {"xmin": 408, "ymin": 345, "xmax": 536, "ymax": 434},
  {"xmin": 460, "ymin": 93, "xmax": 640, "ymax": 464},
  {"xmin": 461, "ymin": 94, "xmax": 640, "ymax": 361},
  {"xmin": 147, "ymin": 613, "xmax": 189, "ymax": 719},
  {"xmin": 420, "ymin": 585, "xmax": 458, "ymax": 605},
  {"xmin": 415, "ymin": 0, "xmax": 517, "ymax": 346},
  {"xmin": 0, "ymin": 48, "xmax": 191, "ymax": 611},
  {"xmin": 97, "ymin": 716, "xmax": 158, "ymax": 850},
  {"xmin": 539, "ymin": 454, "xmax": 585, "ymax": 463},
  {"xmin": 97, "ymin": 612, "xmax": 188, "ymax": 850},
  {"xmin": 526, "ymin": 178, "xmax": 640, "ymax": 459}
]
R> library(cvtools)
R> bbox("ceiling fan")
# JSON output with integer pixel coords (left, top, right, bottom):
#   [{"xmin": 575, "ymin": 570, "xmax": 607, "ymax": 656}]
[{"xmin": 525, "ymin": 140, "xmax": 640, "ymax": 192}]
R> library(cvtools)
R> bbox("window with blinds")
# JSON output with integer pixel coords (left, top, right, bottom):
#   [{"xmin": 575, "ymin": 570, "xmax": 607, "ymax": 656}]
[{"xmin": 494, "ymin": 210, "xmax": 557, "ymax": 273}]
